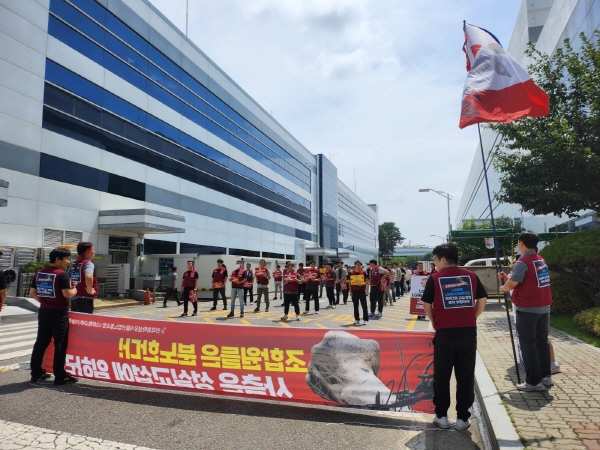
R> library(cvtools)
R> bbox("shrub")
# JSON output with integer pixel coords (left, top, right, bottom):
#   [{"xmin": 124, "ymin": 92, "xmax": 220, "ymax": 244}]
[
  {"xmin": 574, "ymin": 307, "xmax": 600, "ymax": 337},
  {"xmin": 21, "ymin": 261, "xmax": 51, "ymax": 273},
  {"xmin": 549, "ymin": 273, "xmax": 594, "ymax": 316},
  {"xmin": 540, "ymin": 230, "xmax": 600, "ymax": 307}
]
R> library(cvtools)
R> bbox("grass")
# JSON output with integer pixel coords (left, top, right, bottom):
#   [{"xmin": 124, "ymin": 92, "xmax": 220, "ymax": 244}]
[{"xmin": 550, "ymin": 315, "xmax": 600, "ymax": 348}]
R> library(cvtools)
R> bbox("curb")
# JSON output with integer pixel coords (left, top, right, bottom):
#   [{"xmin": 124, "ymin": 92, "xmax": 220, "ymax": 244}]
[{"xmin": 475, "ymin": 350, "xmax": 523, "ymax": 450}]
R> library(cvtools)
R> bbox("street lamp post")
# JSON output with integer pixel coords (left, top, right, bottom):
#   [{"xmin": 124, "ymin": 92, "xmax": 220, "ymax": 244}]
[
  {"xmin": 419, "ymin": 188, "xmax": 452, "ymax": 241},
  {"xmin": 430, "ymin": 234, "xmax": 444, "ymax": 243}
]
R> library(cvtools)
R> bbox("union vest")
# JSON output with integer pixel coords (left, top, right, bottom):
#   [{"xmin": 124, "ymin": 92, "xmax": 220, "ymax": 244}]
[
  {"xmin": 212, "ymin": 267, "xmax": 227, "ymax": 286},
  {"xmin": 369, "ymin": 266, "xmax": 383, "ymax": 286},
  {"xmin": 304, "ymin": 268, "xmax": 320, "ymax": 289},
  {"xmin": 430, "ymin": 267, "xmax": 479, "ymax": 330},
  {"xmin": 243, "ymin": 270, "xmax": 254, "ymax": 288},
  {"xmin": 231, "ymin": 268, "xmax": 245, "ymax": 289},
  {"xmin": 284, "ymin": 271, "xmax": 300, "ymax": 293},
  {"xmin": 325, "ymin": 269, "xmax": 336, "ymax": 287},
  {"xmin": 255, "ymin": 267, "xmax": 270, "ymax": 285},
  {"xmin": 511, "ymin": 253, "xmax": 553, "ymax": 308},
  {"xmin": 182, "ymin": 270, "xmax": 198, "ymax": 288},
  {"xmin": 71, "ymin": 259, "xmax": 98, "ymax": 298},
  {"xmin": 349, "ymin": 269, "xmax": 367, "ymax": 292},
  {"xmin": 35, "ymin": 266, "xmax": 70, "ymax": 310},
  {"xmin": 273, "ymin": 270, "xmax": 283, "ymax": 282}
]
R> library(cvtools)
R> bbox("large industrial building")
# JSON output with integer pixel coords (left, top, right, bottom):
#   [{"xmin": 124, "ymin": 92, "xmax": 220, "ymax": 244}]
[
  {"xmin": 0, "ymin": 0, "xmax": 379, "ymax": 287},
  {"xmin": 456, "ymin": 0, "xmax": 600, "ymax": 233}
]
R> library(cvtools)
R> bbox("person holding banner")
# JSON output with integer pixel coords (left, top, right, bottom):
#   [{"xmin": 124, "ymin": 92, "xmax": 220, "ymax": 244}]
[
  {"xmin": 368, "ymin": 260, "xmax": 388, "ymax": 319},
  {"xmin": 273, "ymin": 265, "xmax": 283, "ymax": 301},
  {"xmin": 180, "ymin": 260, "xmax": 199, "ymax": 317},
  {"xmin": 210, "ymin": 259, "xmax": 227, "ymax": 311},
  {"xmin": 498, "ymin": 231, "xmax": 554, "ymax": 392},
  {"xmin": 303, "ymin": 260, "xmax": 320, "ymax": 314},
  {"xmin": 421, "ymin": 243, "xmax": 488, "ymax": 431},
  {"xmin": 29, "ymin": 247, "xmax": 78, "ymax": 385},
  {"xmin": 349, "ymin": 260, "xmax": 369, "ymax": 325},
  {"xmin": 414, "ymin": 263, "xmax": 429, "ymax": 320},
  {"xmin": 227, "ymin": 261, "xmax": 246, "ymax": 318},
  {"xmin": 282, "ymin": 262, "xmax": 303, "ymax": 321}
]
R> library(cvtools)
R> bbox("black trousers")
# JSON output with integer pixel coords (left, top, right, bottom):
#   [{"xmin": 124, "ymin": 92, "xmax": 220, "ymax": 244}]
[
  {"xmin": 284, "ymin": 293, "xmax": 300, "ymax": 316},
  {"xmin": 305, "ymin": 289, "xmax": 320, "ymax": 312},
  {"xmin": 351, "ymin": 290, "xmax": 368, "ymax": 321},
  {"xmin": 163, "ymin": 288, "xmax": 180, "ymax": 306},
  {"xmin": 515, "ymin": 311, "xmax": 551, "ymax": 385},
  {"xmin": 298, "ymin": 283, "xmax": 306, "ymax": 300},
  {"xmin": 243, "ymin": 287, "xmax": 254, "ymax": 303},
  {"xmin": 30, "ymin": 308, "xmax": 70, "ymax": 380},
  {"xmin": 335, "ymin": 283, "xmax": 349, "ymax": 304},
  {"xmin": 395, "ymin": 281, "xmax": 402, "ymax": 297},
  {"xmin": 369, "ymin": 288, "xmax": 383, "ymax": 313},
  {"xmin": 212, "ymin": 287, "xmax": 227, "ymax": 307},
  {"xmin": 326, "ymin": 286, "xmax": 335, "ymax": 305},
  {"xmin": 70, "ymin": 297, "xmax": 94, "ymax": 313},
  {"xmin": 182, "ymin": 287, "xmax": 197, "ymax": 314},
  {"xmin": 433, "ymin": 333, "xmax": 476, "ymax": 422}
]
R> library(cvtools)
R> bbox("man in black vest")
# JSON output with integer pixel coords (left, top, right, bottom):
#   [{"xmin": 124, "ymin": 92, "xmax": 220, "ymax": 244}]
[{"xmin": 421, "ymin": 243, "xmax": 488, "ymax": 431}]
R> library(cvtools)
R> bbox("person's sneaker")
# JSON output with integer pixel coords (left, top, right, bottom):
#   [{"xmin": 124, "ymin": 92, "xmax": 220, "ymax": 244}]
[
  {"xmin": 162, "ymin": 304, "xmax": 167, "ymax": 308},
  {"xmin": 240, "ymin": 313, "xmax": 244, "ymax": 318},
  {"xmin": 31, "ymin": 373, "xmax": 51, "ymax": 383},
  {"xmin": 433, "ymin": 415, "xmax": 450, "ymax": 429},
  {"xmin": 516, "ymin": 382, "xmax": 546, "ymax": 392},
  {"xmin": 333, "ymin": 305, "xmax": 336, "ymax": 309},
  {"xmin": 281, "ymin": 315, "xmax": 288, "ymax": 321},
  {"xmin": 265, "ymin": 308, "xmax": 269, "ymax": 312},
  {"xmin": 363, "ymin": 320, "xmax": 369, "ymax": 325},
  {"xmin": 54, "ymin": 375, "xmax": 78, "ymax": 386},
  {"xmin": 303, "ymin": 311, "xmax": 309, "ymax": 315},
  {"xmin": 368, "ymin": 312, "xmax": 373, "ymax": 318},
  {"xmin": 354, "ymin": 320, "xmax": 360, "ymax": 325},
  {"xmin": 177, "ymin": 302, "xmax": 182, "ymax": 306},
  {"xmin": 296, "ymin": 316, "xmax": 300, "ymax": 321},
  {"xmin": 210, "ymin": 306, "xmax": 217, "ymax": 311},
  {"xmin": 280, "ymin": 303, "xmax": 285, "ymax": 307},
  {"xmin": 541, "ymin": 376, "xmax": 554, "ymax": 386},
  {"xmin": 250, "ymin": 301, "xmax": 254, "ymax": 305},
  {"xmin": 227, "ymin": 312, "xmax": 234, "ymax": 318},
  {"xmin": 376, "ymin": 313, "xmax": 382, "ymax": 319},
  {"xmin": 180, "ymin": 313, "xmax": 188, "ymax": 317},
  {"xmin": 254, "ymin": 308, "xmax": 260, "ymax": 312},
  {"xmin": 273, "ymin": 297, "xmax": 278, "ymax": 300},
  {"xmin": 315, "ymin": 311, "xmax": 319, "ymax": 314},
  {"xmin": 551, "ymin": 362, "xmax": 561, "ymax": 374},
  {"xmin": 455, "ymin": 418, "xmax": 471, "ymax": 431},
  {"xmin": 191, "ymin": 312, "xmax": 197, "ymax": 316}
]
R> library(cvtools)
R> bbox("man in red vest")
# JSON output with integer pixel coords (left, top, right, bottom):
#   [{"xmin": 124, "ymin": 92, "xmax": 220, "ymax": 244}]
[
  {"xmin": 180, "ymin": 260, "xmax": 199, "ymax": 317},
  {"xmin": 349, "ymin": 260, "xmax": 368, "ymax": 325},
  {"xmin": 210, "ymin": 259, "xmax": 227, "ymax": 311},
  {"xmin": 368, "ymin": 259, "xmax": 388, "ymax": 319},
  {"xmin": 421, "ymin": 243, "xmax": 488, "ymax": 431},
  {"xmin": 499, "ymin": 231, "xmax": 553, "ymax": 392},
  {"xmin": 254, "ymin": 259, "xmax": 271, "ymax": 312},
  {"xmin": 70, "ymin": 242, "xmax": 98, "ymax": 314},
  {"xmin": 228, "ymin": 260, "xmax": 246, "ymax": 318},
  {"xmin": 273, "ymin": 265, "xmax": 283, "ymax": 300}
]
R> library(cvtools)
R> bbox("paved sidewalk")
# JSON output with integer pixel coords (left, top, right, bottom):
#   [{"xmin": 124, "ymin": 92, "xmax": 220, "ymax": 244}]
[{"xmin": 477, "ymin": 302, "xmax": 600, "ymax": 450}]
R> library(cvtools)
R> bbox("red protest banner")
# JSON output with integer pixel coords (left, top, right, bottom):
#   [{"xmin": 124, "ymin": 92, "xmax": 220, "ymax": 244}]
[
  {"xmin": 409, "ymin": 275, "xmax": 428, "ymax": 315},
  {"xmin": 410, "ymin": 296, "xmax": 425, "ymax": 315},
  {"xmin": 44, "ymin": 313, "xmax": 434, "ymax": 412}
]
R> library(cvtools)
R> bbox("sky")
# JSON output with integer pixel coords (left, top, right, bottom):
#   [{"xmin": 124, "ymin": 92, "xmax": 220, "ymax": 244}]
[{"xmin": 148, "ymin": 0, "xmax": 522, "ymax": 248}]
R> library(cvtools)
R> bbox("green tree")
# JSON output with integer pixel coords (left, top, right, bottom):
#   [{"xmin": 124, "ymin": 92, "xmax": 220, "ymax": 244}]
[
  {"xmin": 454, "ymin": 216, "xmax": 518, "ymax": 265},
  {"xmin": 378, "ymin": 222, "xmax": 404, "ymax": 263},
  {"xmin": 490, "ymin": 32, "xmax": 600, "ymax": 217}
]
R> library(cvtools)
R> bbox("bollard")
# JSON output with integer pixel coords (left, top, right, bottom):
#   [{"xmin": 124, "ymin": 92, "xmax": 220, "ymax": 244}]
[{"xmin": 144, "ymin": 288, "xmax": 150, "ymax": 305}]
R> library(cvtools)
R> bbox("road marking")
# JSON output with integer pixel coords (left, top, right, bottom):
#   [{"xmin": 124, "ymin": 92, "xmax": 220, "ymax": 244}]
[
  {"xmin": 314, "ymin": 323, "xmax": 327, "ymax": 329},
  {"xmin": 0, "ymin": 322, "xmax": 38, "ymax": 331},
  {"xmin": 0, "ymin": 349, "xmax": 33, "ymax": 361},
  {"xmin": 0, "ymin": 340, "xmax": 36, "ymax": 351},
  {"xmin": 120, "ymin": 315, "xmax": 132, "ymax": 318},
  {"xmin": 166, "ymin": 317, "xmax": 176, "ymax": 322},
  {"xmin": 371, "ymin": 325, "xmax": 394, "ymax": 330},
  {"xmin": 1, "ymin": 333, "xmax": 37, "ymax": 343},
  {"xmin": 278, "ymin": 321, "xmax": 291, "ymax": 327},
  {"xmin": 240, "ymin": 319, "xmax": 252, "ymax": 326},
  {"xmin": 406, "ymin": 315, "xmax": 418, "ymax": 331},
  {"xmin": 204, "ymin": 317, "xmax": 214, "ymax": 323},
  {"xmin": 0, "ymin": 327, "xmax": 39, "ymax": 338},
  {"xmin": 141, "ymin": 311, "xmax": 155, "ymax": 315}
]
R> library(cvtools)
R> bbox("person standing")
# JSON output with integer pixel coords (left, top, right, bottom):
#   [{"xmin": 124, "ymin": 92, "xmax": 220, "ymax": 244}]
[
  {"xmin": 279, "ymin": 261, "xmax": 291, "ymax": 306},
  {"xmin": 413, "ymin": 262, "xmax": 429, "ymax": 320},
  {"xmin": 242, "ymin": 263, "xmax": 254, "ymax": 305},
  {"xmin": 254, "ymin": 259, "xmax": 271, "ymax": 312},
  {"xmin": 273, "ymin": 265, "xmax": 283, "ymax": 301},
  {"xmin": 384, "ymin": 263, "xmax": 396, "ymax": 305},
  {"xmin": 70, "ymin": 242, "xmax": 97, "ymax": 314},
  {"xmin": 163, "ymin": 266, "xmax": 181, "ymax": 307},
  {"xmin": 303, "ymin": 261, "xmax": 320, "ymax": 314},
  {"xmin": 227, "ymin": 261, "xmax": 245, "ymax": 318},
  {"xmin": 180, "ymin": 260, "xmax": 199, "ymax": 317},
  {"xmin": 405, "ymin": 266, "xmax": 412, "ymax": 293},
  {"xmin": 319, "ymin": 263, "xmax": 327, "ymax": 298},
  {"xmin": 335, "ymin": 261, "xmax": 349, "ymax": 305},
  {"xmin": 210, "ymin": 259, "xmax": 228, "ymax": 311},
  {"xmin": 368, "ymin": 260, "xmax": 388, "ymax": 319},
  {"xmin": 499, "ymin": 231, "xmax": 554, "ymax": 392},
  {"xmin": 348, "ymin": 260, "xmax": 369, "ymax": 325},
  {"xmin": 297, "ymin": 263, "xmax": 306, "ymax": 301},
  {"xmin": 29, "ymin": 247, "xmax": 78, "ymax": 385},
  {"xmin": 281, "ymin": 262, "xmax": 302, "ymax": 321},
  {"xmin": 421, "ymin": 243, "xmax": 488, "ymax": 431},
  {"xmin": 324, "ymin": 263, "xmax": 336, "ymax": 308},
  {"xmin": 392, "ymin": 263, "xmax": 401, "ymax": 298}
]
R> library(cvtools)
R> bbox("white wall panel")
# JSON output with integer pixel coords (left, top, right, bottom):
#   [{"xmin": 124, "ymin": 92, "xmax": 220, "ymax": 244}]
[
  {"xmin": 0, "ymin": 85, "xmax": 42, "ymax": 126},
  {"xmin": 47, "ymin": 37, "xmax": 105, "ymax": 88},
  {"xmin": 0, "ymin": 32, "xmax": 46, "ymax": 78},
  {"xmin": 41, "ymin": 129, "xmax": 102, "ymax": 168},
  {"xmin": 37, "ymin": 202, "xmax": 98, "ymax": 232},
  {"xmin": 206, "ymin": 217, "xmax": 228, "ymax": 234},
  {"xmin": 99, "ymin": 192, "xmax": 145, "ymax": 210},
  {"xmin": 179, "ymin": 178, "xmax": 207, "ymax": 201},
  {"xmin": 0, "ymin": 4, "xmax": 47, "ymax": 54},
  {"xmin": 38, "ymin": 178, "xmax": 100, "ymax": 212},
  {"xmin": 205, "ymin": 231, "xmax": 228, "ymax": 247},
  {"xmin": 0, "ymin": 59, "xmax": 44, "ymax": 104},
  {"xmin": 0, "ymin": 113, "xmax": 42, "ymax": 151},
  {"xmin": 0, "ymin": 223, "xmax": 39, "ymax": 247},
  {"xmin": 0, "ymin": 168, "xmax": 39, "ymax": 202},
  {"xmin": 0, "ymin": 0, "xmax": 49, "ymax": 32}
]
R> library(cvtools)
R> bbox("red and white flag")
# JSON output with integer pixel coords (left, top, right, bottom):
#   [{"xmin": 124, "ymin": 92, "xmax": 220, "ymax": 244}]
[{"xmin": 459, "ymin": 23, "xmax": 549, "ymax": 129}]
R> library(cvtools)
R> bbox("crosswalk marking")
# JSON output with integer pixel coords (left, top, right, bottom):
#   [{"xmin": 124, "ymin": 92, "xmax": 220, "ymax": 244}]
[
  {"xmin": 0, "ymin": 321, "xmax": 38, "ymax": 331},
  {"xmin": 0, "ymin": 327, "xmax": 39, "ymax": 338},
  {"xmin": 0, "ymin": 340, "xmax": 36, "ymax": 352},
  {"xmin": 1, "ymin": 333, "xmax": 37, "ymax": 344},
  {"xmin": 0, "ymin": 349, "xmax": 33, "ymax": 362}
]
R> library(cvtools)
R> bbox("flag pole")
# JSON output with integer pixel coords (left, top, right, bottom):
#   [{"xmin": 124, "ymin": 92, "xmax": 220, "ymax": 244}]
[{"xmin": 476, "ymin": 123, "xmax": 522, "ymax": 384}]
